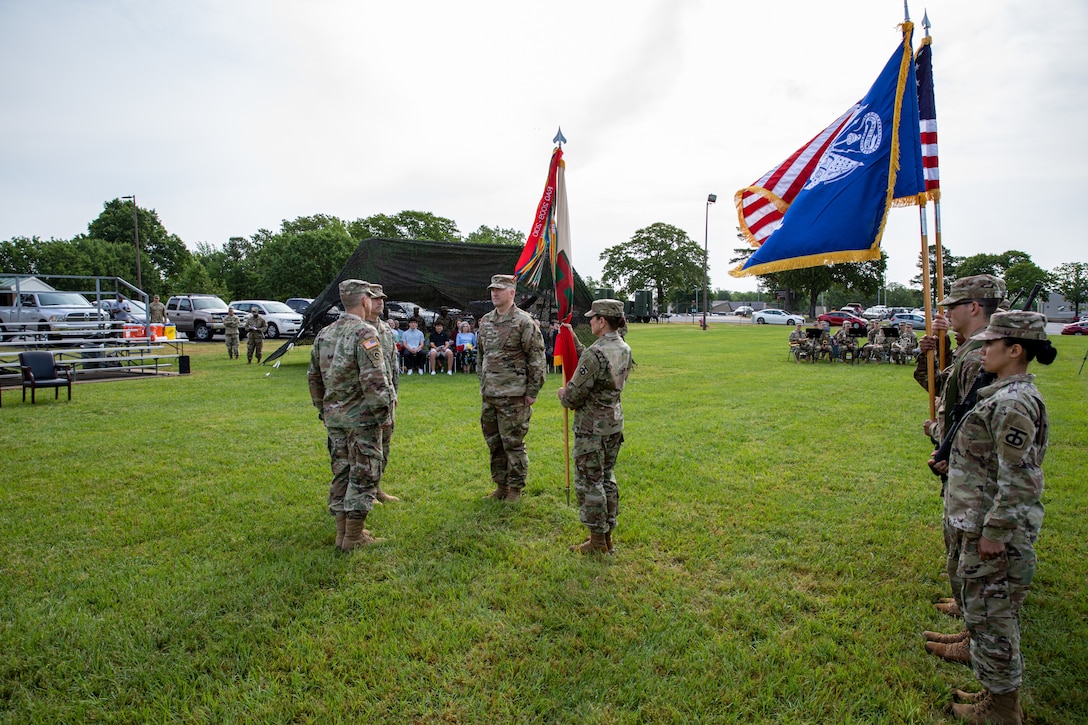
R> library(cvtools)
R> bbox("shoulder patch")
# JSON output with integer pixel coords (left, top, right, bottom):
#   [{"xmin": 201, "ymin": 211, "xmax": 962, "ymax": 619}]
[{"xmin": 363, "ymin": 338, "xmax": 380, "ymax": 350}]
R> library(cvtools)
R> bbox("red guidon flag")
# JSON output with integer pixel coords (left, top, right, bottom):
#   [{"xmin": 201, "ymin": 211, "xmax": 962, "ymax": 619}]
[{"xmin": 551, "ymin": 152, "xmax": 578, "ymax": 383}]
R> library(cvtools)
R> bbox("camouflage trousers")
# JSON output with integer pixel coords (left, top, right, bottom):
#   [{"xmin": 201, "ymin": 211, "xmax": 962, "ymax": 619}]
[
  {"xmin": 947, "ymin": 526, "xmax": 1035, "ymax": 694},
  {"xmin": 326, "ymin": 426, "xmax": 384, "ymax": 519},
  {"xmin": 380, "ymin": 418, "xmax": 395, "ymax": 474},
  {"xmin": 246, "ymin": 333, "xmax": 263, "ymax": 362},
  {"xmin": 573, "ymin": 431, "xmax": 623, "ymax": 534},
  {"xmin": 225, "ymin": 333, "xmax": 239, "ymax": 358},
  {"xmin": 480, "ymin": 396, "xmax": 532, "ymax": 490}
]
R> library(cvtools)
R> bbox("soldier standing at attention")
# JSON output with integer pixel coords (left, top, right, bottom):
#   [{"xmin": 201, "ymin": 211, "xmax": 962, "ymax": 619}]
[
  {"xmin": 927, "ymin": 312, "xmax": 1054, "ymax": 724},
  {"xmin": 308, "ymin": 280, "xmax": 394, "ymax": 551},
  {"xmin": 557, "ymin": 299, "xmax": 632, "ymax": 555},
  {"xmin": 149, "ymin": 295, "xmax": 167, "ymax": 325},
  {"xmin": 223, "ymin": 307, "xmax": 241, "ymax": 359},
  {"xmin": 366, "ymin": 283, "xmax": 400, "ymax": 504},
  {"xmin": 917, "ymin": 275, "xmax": 1006, "ymax": 650},
  {"xmin": 477, "ymin": 274, "xmax": 546, "ymax": 502},
  {"xmin": 245, "ymin": 306, "xmax": 268, "ymax": 363}
]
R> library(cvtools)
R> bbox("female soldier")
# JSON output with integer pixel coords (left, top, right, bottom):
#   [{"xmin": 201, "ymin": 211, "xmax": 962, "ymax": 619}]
[
  {"xmin": 928, "ymin": 311, "xmax": 1056, "ymax": 724},
  {"xmin": 557, "ymin": 299, "xmax": 632, "ymax": 554}
]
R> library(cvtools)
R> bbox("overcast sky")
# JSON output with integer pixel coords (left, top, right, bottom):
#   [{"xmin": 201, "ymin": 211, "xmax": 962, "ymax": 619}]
[{"xmin": 2, "ymin": 0, "xmax": 1086, "ymax": 294}]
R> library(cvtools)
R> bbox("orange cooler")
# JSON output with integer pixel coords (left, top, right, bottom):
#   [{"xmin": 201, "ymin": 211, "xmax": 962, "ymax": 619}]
[
  {"xmin": 123, "ymin": 323, "xmax": 146, "ymax": 339},
  {"xmin": 150, "ymin": 323, "xmax": 165, "ymax": 339}
]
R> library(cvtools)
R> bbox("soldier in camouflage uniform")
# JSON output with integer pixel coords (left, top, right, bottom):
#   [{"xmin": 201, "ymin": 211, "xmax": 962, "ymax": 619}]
[
  {"xmin": 891, "ymin": 322, "xmax": 918, "ymax": 364},
  {"xmin": 478, "ymin": 274, "xmax": 547, "ymax": 502},
  {"xmin": 926, "ymin": 312, "xmax": 1055, "ymax": 724},
  {"xmin": 861, "ymin": 320, "xmax": 886, "ymax": 362},
  {"xmin": 223, "ymin": 307, "xmax": 241, "ymax": 359},
  {"xmin": 557, "ymin": 299, "xmax": 632, "ymax": 554},
  {"xmin": 917, "ymin": 275, "xmax": 1006, "ymax": 634},
  {"xmin": 788, "ymin": 323, "xmax": 808, "ymax": 361},
  {"xmin": 366, "ymin": 283, "xmax": 400, "ymax": 504},
  {"xmin": 308, "ymin": 280, "xmax": 394, "ymax": 551},
  {"xmin": 245, "ymin": 306, "xmax": 268, "ymax": 363},
  {"xmin": 834, "ymin": 322, "xmax": 857, "ymax": 362}
]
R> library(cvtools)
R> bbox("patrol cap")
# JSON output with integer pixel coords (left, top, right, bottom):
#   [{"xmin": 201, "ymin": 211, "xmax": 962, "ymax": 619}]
[
  {"xmin": 937, "ymin": 274, "xmax": 1006, "ymax": 306},
  {"xmin": 250, "ymin": 306, "xmax": 259, "ymax": 313},
  {"xmin": 584, "ymin": 298, "xmax": 625, "ymax": 318},
  {"xmin": 488, "ymin": 274, "xmax": 517, "ymax": 290},
  {"xmin": 367, "ymin": 283, "xmax": 387, "ymax": 299},
  {"xmin": 970, "ymin": 311, "xmax": 1049, "ymax": 342},
  {"xmin": 339, "ymin": 279, "xmax": 370, "ymax": 298}
]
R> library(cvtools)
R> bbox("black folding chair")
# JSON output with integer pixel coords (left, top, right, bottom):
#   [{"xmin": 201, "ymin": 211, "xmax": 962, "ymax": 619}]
[{"xmin": 19, "ymin": 351, "xmax": 73, "ymax": 403}]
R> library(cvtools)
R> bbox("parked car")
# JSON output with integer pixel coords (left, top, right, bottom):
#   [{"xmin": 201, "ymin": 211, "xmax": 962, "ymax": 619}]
[
  {"xmin": 165, "ymin": 294, "xmax": 232, "ymax": 341},
  {"xmin": 229, "ymin": 300, "xmax": 304, "ymax": 339},
  {"xmin": 842, "ymin": 303, "xmax": 865, "ymax": 316},
  {"xmin": 386, "ymin": 301, "xmax": 436, "ymax": 326},
  {"xmin": 862, "ymin": 305, "xmax": 889, "ymax": 319},
  {"xmin": 817, "ymin": 310, "xmax": 867, "ymax": 331},
  {"xmin": 733, "ymin": 305, "xmax": 754, "ymax": 316},
  {"xmin": 285, "ymin": 297, "xmax": 341, "ymax": 327},
  {"xmin": 1061, "ymin": 320, "xmax": 1088, "ymax": 335},
  {"xmin": 753, "ymin": 308, "xmax": 804, "ymax": 325},
  {"xmin": 887, "ymin": 312, "xmax": 927, "ymax": 330}
]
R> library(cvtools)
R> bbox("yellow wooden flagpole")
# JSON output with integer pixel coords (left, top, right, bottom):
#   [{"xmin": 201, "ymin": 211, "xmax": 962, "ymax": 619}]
[{"xmin": 919, "ymin": 198, "xmax": 937, "ymax": 420}]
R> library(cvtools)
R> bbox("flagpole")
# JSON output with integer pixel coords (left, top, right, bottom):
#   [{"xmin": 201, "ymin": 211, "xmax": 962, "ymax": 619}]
[
  {"xmin": 921, "ymin": 12, "xmax": 948, "ymax": 371},
  {"xmin": 919, "ymin": 198, "xmax": 937, "ymax": 421},
  {"xmin": 552, "ymin": 127, "xmax": 573, "ymax": 507}
]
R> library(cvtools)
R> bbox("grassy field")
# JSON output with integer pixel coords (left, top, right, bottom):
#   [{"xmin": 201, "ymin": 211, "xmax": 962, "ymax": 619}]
[{"xmin": 2, "ymin": 324, "xmax": 1086, "ymax": 723}]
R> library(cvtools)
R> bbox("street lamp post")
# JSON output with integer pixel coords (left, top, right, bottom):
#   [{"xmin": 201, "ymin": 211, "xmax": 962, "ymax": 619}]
[
  {"xmin": 121, "ymin": 195, "xmax": 142, "ymax": 290},
  {"xmin": 702, "ymin": 193, "xmax": 717, "ymax": 330}
]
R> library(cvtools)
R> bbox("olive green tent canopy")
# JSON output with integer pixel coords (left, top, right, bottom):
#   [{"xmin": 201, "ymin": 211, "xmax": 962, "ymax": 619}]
[{"xmin": 264, "ymin": 237, "xmax": 595, "ymax": 363}]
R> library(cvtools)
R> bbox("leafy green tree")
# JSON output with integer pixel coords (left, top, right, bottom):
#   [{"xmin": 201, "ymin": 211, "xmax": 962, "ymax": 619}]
[
  {"xmin": 166, "ymin": 259, "xmax": 226, "ymax": 297},
  {"xmin": 600, "ymin": 223, "xmax": 704, "ymax": 309},
  {"xmin": 0, "ymin": 236, "xmax": 41, "ymax": 274},
  {"xmin": 913, "ymin": 244, "xmax": 963, "ymax": 298},
  {"xmin": 254, "ymin": 225, "xmax": 355, "ymax": 299},
  {"xmin": 87, "ymin": 198, "xmax": 190, "ymax": 290},
  {"xmin": 464, "ymin": 225, "xmax": 524, "ymax": 246},
  {"xmin": 1004, "ymin": 261, "xmax": 1050, "ymax": 304},
  {"xmin": 349, "ymin": 211, "xmax": 461, "ymax": 242},
  {"xmin": 1049, "ymin": 262, "xmax": 1088, "ymax": 317}
]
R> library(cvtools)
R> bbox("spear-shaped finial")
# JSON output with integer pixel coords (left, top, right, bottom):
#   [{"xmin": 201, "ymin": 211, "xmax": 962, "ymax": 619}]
[
  {"xmin": 922, "ymin": 10, "xmax": 931, "ymax": 36},
  {"xmin": 553, "ymin": 127, "xmax": 567, "ymax": 146},
  {"xmin": 903, "ymin": 0, "xmax": 910, "ymax": 22}
]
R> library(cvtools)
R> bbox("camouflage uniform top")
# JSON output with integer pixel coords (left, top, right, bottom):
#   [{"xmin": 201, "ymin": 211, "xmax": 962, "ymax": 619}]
[
  {"xmin": 245, "ymin": 314, "xmax": 268, "ymax": 336},
  {"xmin": 944, "ymin": 373, "xmax": 1047, "ymax": 543},
  {"xmin": 560, "ymin": 331, "xmax": 632, "ymax": 436},
  {"xmin": 788, "ymin": 329, "xmax": 806, "ymax": 345},
  {"xmin": 149, "ymin": 301, "xmax": 167, "ymax": 324},
  {"xmin": 834, "ymin": 327, "xmax": 855, "ymax": 346},
  {"xmin": 223, "ymin": 314, "xmax": 241, "ymax": 335},
  {"xmin": 867, "ymin": 327, "xmax": 885, "ymax": 346},
  {"xmin": 307, "ymin": 312, "xmax": 393, "ymax": 429},
  {"xmin": 477, "ymin": 305, "xmax": 546, "ymax": 398},
  {"xmin": 896, "ymin": 329, "xmax": 918, "ymax": 351},
  {"xmin": 931, "ymin": 323, "xmax": 988, "ymax": 441},
  {"xmin": 374, "ymin": 318, "xmax": 399, "ymax": 394}
]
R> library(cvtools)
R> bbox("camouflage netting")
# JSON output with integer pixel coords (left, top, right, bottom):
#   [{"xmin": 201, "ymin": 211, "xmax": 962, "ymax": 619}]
[{"xmin": 265, "ymin": 237, "xmax": 596, "ymax": 364}]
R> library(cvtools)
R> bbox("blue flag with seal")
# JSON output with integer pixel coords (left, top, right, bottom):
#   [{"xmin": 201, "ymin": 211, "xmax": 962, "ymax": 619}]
[{"xmin": 732, "ymin": 23, "xmax": 924, "ymax": 277}]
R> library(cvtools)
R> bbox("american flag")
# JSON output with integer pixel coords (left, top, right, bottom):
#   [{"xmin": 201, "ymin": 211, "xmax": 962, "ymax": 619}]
[
  {"xmin": 734, "ymin": 106, "xmax": 857, "ymax": 246},
  {"xmin": 916, "ymin": 37, "xmax": 940, "ymax": 200}
]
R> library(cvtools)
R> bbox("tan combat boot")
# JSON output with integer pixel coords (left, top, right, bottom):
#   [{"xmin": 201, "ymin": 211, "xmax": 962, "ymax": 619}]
[
  {"xmin": 925, "ymin": 638, "xmax": 971, "ymax": 665},
  {"xmin": 340, "ymin": 517, "xmax": 376, "ymax": 552},
  {"xmin": 953, "ymin": 689, "xmax": 989, "ymax": 704},
  {"xmin": 951, "ymin": 689, "xmax": 1020, "ymax": 724},
  {"xmin": 605, "ymin": 530, "xmax": 614, "ymax": 554},
  {"xmin": 924, "ymin": 629, "xmax": 969, "ymax": 644},
  {"xmin": 570, "ymin": 531, "xmax": 608, "ymax": 554},
  {"xmin": 503, "ymin": 487, "xmax": 523, "ymax": 503},
  {"xmin": 485, "ymin": 484, "xmax": 509, "ymax": 500},
  {"xmin": 375, "ymin": 487, "xmax": 400, "ymax": 503},
  {"xmin": 935, "ymin": 597, "xmax": 962, "ymax": 618},
  {"xmin": 334, "ymin": 513, "xmax": 347, "ymax": 549}
]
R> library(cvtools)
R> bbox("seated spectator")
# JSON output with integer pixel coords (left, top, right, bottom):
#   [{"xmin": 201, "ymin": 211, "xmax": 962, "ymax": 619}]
[
  {"xmin": 834, "ymin": 322, "xmax": 857, "ymax": 361},
  {"xmin": 428, "ymin": 321, "xmax": 454, "ymax": 375},
  {"xmin": 891, "ymin": 322, "xmax": 919, "ymax": 365},
  {"xmin": 387, "ymin": 318, "xmax": 404, "ymax": 371},
  {"xmin": 813, "ymin": 323, "xmax": 834, "ymax": 362},
  {"xmin": 455, "ymin": 321, "xmax": 477, "ymax": 373},
  {"xmin": 401, "ymin": 319, "xmax": 427, "ymax": 375},
  {"xmin": 861, "ymin": 320, "xmax": 886, "ymax": 362},
  {"xmin": 788, "ymin": 323, "xmax": 809, "ymax": 361}
]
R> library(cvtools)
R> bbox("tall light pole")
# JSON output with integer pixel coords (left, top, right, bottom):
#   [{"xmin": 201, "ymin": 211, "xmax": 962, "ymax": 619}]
[
  {"xmin": 120, "ymin": 195, "xmax": 142, "ymax": 290},
  {"xmin": 702, "ymin": 193, "xmax": 717, "ymax": 330}
]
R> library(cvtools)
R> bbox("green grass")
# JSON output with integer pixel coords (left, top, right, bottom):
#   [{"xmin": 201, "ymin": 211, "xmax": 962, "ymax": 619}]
[{"xmin": 2, "ymin": 325, "xmax": 1086, "ymax": 723}]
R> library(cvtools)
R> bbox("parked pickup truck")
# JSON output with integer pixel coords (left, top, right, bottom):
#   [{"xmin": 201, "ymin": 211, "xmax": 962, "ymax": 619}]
[
  {"xmin": 0, "ymin": 289, "xmax": 110, "ymax": 339},
  {"xmin": 165, "ymin": 294, "xmax": 232, "ymax": 341}
]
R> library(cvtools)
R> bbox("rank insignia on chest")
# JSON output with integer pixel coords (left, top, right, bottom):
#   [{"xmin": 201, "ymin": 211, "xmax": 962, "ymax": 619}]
[{"xmin": 363, "ymin": 338, "xmax": 380, "ymax": 350}]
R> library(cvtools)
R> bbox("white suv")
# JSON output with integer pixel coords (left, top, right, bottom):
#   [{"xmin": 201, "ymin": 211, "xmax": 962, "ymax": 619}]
[{"xmin": 229, "ymin": 300, "xmax": 304, "ymax": 339}]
